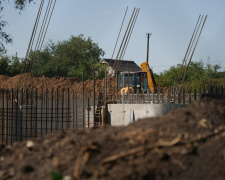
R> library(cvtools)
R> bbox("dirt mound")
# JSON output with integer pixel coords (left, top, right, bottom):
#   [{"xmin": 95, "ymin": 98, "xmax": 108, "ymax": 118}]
[
  {"xmin": 0, "ymin": 98, "xmax": 225, "ymax": 180},
  {"xmin": 0, "ymin": 73, "xmax": 116, "ymax": 94}
]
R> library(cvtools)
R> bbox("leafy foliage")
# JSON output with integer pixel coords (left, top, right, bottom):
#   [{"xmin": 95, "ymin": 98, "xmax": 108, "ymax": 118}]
[
  {"xmin": 33, "ymin": 34, "xmax": 105, "ymax": 79},
  {"xmin": 0, "ymin": 35, "xmax": 105, "ymax": 79},
  {"xmin": 154, "ymin": 59, "xmax": 225, "ymax": 88}
]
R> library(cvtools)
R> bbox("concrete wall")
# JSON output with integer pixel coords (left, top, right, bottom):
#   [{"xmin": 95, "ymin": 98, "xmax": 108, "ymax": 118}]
[{"xmin": 106, "ymin": 104, "xmax": 186, "ymax": 126}]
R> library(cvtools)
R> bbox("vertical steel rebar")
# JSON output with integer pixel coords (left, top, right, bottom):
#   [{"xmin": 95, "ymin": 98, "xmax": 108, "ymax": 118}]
[
  {"xmin": 25, "ymin": 89, "xmax": 28, "ymax": 139},
  {"xmin": 21, "ymin": 89, "xmax": 23, "ymax": 141},
  {"xmin": 16, "ymin": 89, "xmax": 18, "ymax": 142},
  {"xmin": 51, "ymin": 88, "xmax": 54, "ymax": 133},
  {"xmin": 6, "ymin": 90, "xmax": 9, "ymax": 144},
  {"xmin": 62, "ymin": 88, "xmax": 64, "ymax": 130},
  {"xmin": 1, "ymin": 90, "xmax": 4, "ymax": 143},
  {"xmin": 183, "ymin": 89, "xmax": 186, "ymax": 105},
  {"xmin": 221, "ymin": 85, "xmax": 224, "ymax": 98},
  {"xmin": 105, "ymin": 70, "xmax": 107, "ymax": 101},
  {"xmin": 75, "ymin": 93, "xmax": 78, "ymax": 129},
  {"xmin": 87, "ymin": 96, "xmax": 90, "ymax": 128},
  {"xmin": 73, "ymin": 90, "xmax": 75, "ymax": 129},
  {"xmin": 82, "ymin": 72, "xmax": 85, "ymax": 128},
  {"xmin": 41, "ymin": 88, "xmax": 43, "ymax": 136},
  {"xmin": 189, "ymin": 89, "xmax": 191, "ymax": 104},
  {"xmin": 31, "ymin": 88, "xmax": 33, "ymax": 138},
  {"xmin": 11, "ymin": 89, "xmax": 14, "ymax": 144},
  {"xmin": 35, "ymin": 88, "xmax": 38, "ymax": 137},
  {"xmin": 45, "ymin": 89, "xmax": 48, "ymax": 134},
  {"xmin": 112, "ymin": 8, "xmax": 136, "ymax": 70},
  {"xmin": 177, "ymin": 15, "xmax": 201, "ymax": 84},
  {"xmin": 56, "ymin": 88, "xmax": 59, "ymax": 130},
  {"xmin": 67, "ymin": 88, "xmax": 70, "ymax": 129},
  {"xmin": 93, "ymin": 71, "xmax": 95, "ymax": 127}
]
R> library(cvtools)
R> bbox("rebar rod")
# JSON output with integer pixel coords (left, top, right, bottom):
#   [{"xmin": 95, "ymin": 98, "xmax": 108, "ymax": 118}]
[
  {"xmin": 115, "ymin": 8, "xmax": 139, "ymax": 71},
  {"xmin": 21, "ymin": 0, "xmax": 44, "ymax": 74},
  {"xmin": 31, "ymin": 0, "xmax": 56, "ymax": 74},
  {"xmin": 112, "ymin": 8, "xmax": 136, "ymax": 70},
  {"xmin": 184, "ymin": 15, "xmax": 204, "ymax": 66},
  {"xmin": 176, "ymin": 15, "xmax": 201, "ymax": 84},
  {"xmin": 121, "ymin": 8, "xmax": 140, "ymax": 60},
  {"xmin": 181, "ymin": 15, "xmax": 208, "ymax": 85},
  {"xmin": 110, "ymin": 6, "xmax": 128, "ymax": 63},
  {"xmin": 29, "ymin": 0, "xmax": 53, "ymax": 73}
]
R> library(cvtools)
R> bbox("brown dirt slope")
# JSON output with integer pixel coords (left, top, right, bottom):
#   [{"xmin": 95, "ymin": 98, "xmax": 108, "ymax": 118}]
[
  {"xmin": 0, "ymin": 98, "xmax": 225, "ymax": 180},
  {"xmin": 0, "ymin": 73, "xmax": 116, "ymax": 94}
]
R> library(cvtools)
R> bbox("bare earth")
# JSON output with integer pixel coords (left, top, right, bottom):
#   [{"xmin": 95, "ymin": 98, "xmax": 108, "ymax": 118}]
[{"xmin": 0, "ymin": 73, "xmax": 116, "ymax": 94}]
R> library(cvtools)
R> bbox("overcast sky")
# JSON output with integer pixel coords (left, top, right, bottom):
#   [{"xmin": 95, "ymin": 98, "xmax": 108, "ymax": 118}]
[{"xmin": 3, "ymin": 0, "xmax": 225, "ymax": 73}]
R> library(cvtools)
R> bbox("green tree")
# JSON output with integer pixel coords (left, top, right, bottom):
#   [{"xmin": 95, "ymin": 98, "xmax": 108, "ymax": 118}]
[
  {"xmin": 8, "ymin": 54, "xmax": 23, "ymax": 76},
  {"xmin": 154, "ymin": 59, "xmax": 225, "ymax": 88},
  {"xmin": 34, "ymin": 34, "xmax": 105, "ymax": 79}
]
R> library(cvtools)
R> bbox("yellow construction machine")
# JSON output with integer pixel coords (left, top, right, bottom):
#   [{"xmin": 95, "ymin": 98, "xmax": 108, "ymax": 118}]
[{"xmin": 119, "ymin": 62, "xmax": 157, "ymax": 94}]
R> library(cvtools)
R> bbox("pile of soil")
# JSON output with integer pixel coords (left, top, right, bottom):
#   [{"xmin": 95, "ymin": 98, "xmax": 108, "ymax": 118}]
[
  {"xmin": 0, "ymin": 73, "xmax": 116, "ymax": 94},
  {"xmin": 0, "ymin": 98, "xmax": 225, "ymax": 180}
]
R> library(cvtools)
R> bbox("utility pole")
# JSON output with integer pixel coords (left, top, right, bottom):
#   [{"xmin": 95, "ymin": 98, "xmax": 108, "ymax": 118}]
[{"xmin": 146, "ymin": 33, "xmax": 152, "ymax": 63}]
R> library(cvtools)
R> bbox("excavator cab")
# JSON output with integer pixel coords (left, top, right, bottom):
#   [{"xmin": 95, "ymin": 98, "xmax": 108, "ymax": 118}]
[{"xmin": 119, "ymin": 71, "xmax": 148, "ymax": 94}]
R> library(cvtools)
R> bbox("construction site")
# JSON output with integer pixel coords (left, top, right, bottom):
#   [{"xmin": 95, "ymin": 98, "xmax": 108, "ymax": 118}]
[{"xmin": 0, "ymin": 1, "xmax": 225, "ymax": 180}]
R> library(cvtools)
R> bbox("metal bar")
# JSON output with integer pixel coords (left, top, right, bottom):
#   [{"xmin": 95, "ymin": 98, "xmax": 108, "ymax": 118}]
[
  {"xmin": 75, "ymin": 93, "xmax": 78, "ymax": 129},
  {"xmin": 6, "ymin": 90, "xmax": 9, "ymax": 144},
  {"xmin": 167, "ymin": 87, "xmax": 170, "ymax": 103},
  {"xmin": 152, "ymin": 90, "xmax": 154, "ymax": 104},
  {"xmin": 16, "ymin": 89, "xmax": 18, "ymax": 142},
  {"xmin": 189, "ymin": 89, "xmax": 191, "ymax": 104},
  {"xmin": 87, "ymin": 96, "xmax": 90, "ymax": 128},
  {"xmin": 178, "ymin": 88, "xmax": 180, "ymax": 104},
  {"xmin": 183, "ymin": 88, "xmax": 185, "ymax": 105},
  {"xmin": 35, "ymin": 88, "xmax": 38, "ymax": 137},
  {"xmin": 221, "ymin": 85, "xmax": 224, "ymax": 98},
  {"xmin": 46, "ymin": 89, "xmax": 48, "ymax": 134},
  {"xmin": 21, "ymin": 89, "xmax": 23, "ymax": 141},
  {"xmin": 25, "ymin": 88, "xmax": 28, "ymax": 139},
  {"xmin": 82, "ymin": 72, "xmax": 85, "ymax": 128},
  {"xmin": 173, "ymin": 88, "xmax": 176, "ymax": 104},
  {"xmin": 116, "ymin": 73, "xmax": 119, "ymax": 100},
  {"xmin": 116, "ymin": 8, "xmax": 139, "ymax": 69},
  {"xmin": 31, "ymin": 88, "xmax": 33, "ymax": 138},
  {"xmin": 181, "ymin": 15, "xmax": 208, "ymax": 85},
  {"xmin": 111, "ymin": 6, "xmax": 128, "ymax": 60},
  {"xmin": 176, "ymin": 15, "xmax": 201, "ymax": 84},
  {"xmin": 51, "ymin": 88, "xmax": 54, "ymax": 133},
  {"xmin": 121, "ymin": 8, "xmax": 140, "ymax": 60},
  {"xmin": 62, "ymin": 88, "xmax": 64, "ymax": 130},
  {"xmin": 157, "ymin": 89, "xmax": 159, "ymax": 104},
  {"xmin": 198, "ymin": 87, "xmax": 201, "ymax": 101},
  {"xmin": 73, "ymin": 90, "xmax": 75, "ymax": 129},
  {"xmin": 67, "ymin": 88, "xmax": 70, "ymax": 129},
  {"xmin": 112, "ymin": 8, "xmax": 136, "ymax": 69},
  {"xmin": 11, "ymin": 89, "xmax": 13, "ymax": 144},
  {"xmin": 1, "ymin": 90, "xmax": 4, "ymax": 143},
  {"xmin": 56, "ymin": 88, "xmax": 59, "ymax": 130},
  {"xmin": 194, "ymin": 89, "xmax": 197, "ymax": 101},
  {"xmin": 22, "ymin": 0, "xmax": 44, "ymax": 74},
  {"xmin": 93, "ymin": 71, "xmax": 95, "ymax": 127},
  {"xmin": 41, "ymin": 88, "xmax": 43, "ymax": 136}
]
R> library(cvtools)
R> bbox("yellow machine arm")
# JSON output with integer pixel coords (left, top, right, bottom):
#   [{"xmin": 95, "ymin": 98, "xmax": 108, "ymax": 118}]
[{"xmin": 140, "ymin": 62, "xmax": 157, "ymax": 92}]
